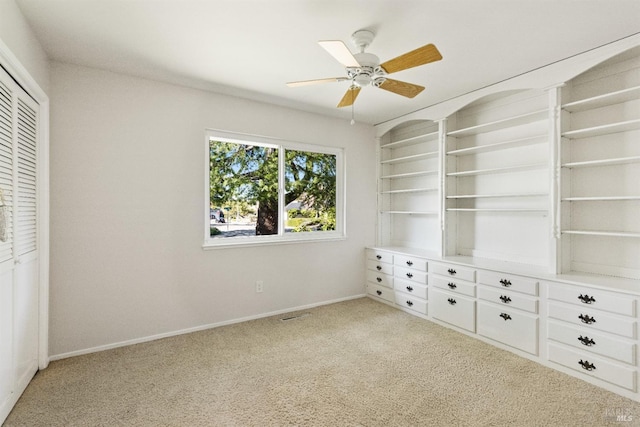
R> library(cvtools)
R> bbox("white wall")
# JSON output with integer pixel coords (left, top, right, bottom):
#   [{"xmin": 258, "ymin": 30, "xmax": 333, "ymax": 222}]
[
  {"xmin": 49, "ymin": 62, "xmax": 377, "ymax": 357},
  {"xmin": 0, "ymin": 0, "xmax": 49, "ymax": 94}
]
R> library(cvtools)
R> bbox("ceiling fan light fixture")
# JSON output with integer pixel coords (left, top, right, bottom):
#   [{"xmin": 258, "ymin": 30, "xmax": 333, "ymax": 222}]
[{"xmin": 354, "ymin": 73, "xmax": 372, "ymax": 87}]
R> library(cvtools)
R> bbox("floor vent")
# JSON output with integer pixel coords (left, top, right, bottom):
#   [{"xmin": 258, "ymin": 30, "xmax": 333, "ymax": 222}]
[{"xmin": 280, "ymin": 313, "xmax": 311, "ymax": 322}]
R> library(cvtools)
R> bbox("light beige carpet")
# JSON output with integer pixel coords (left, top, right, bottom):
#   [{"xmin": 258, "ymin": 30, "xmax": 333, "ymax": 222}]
[{"xmin": 5, "ymin": 298, "xmax": 640, "ymax": 426}]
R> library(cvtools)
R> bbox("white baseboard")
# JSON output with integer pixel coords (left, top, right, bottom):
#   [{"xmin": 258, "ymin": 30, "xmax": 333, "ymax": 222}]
[{"xmin": 49, "ymin": 294, "xmax": 366, "ymax": 361}]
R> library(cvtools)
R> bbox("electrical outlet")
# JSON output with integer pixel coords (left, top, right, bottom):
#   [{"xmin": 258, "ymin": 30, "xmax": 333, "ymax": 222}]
[{"xmin": 256, "ymin": 280, "xmax": 263, "ymax": 293}]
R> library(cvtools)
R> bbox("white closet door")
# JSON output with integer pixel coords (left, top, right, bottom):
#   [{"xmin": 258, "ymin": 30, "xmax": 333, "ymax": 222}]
[{"xmin": 0, "ymin": 65, "xmax": 39, "ymax": 424}]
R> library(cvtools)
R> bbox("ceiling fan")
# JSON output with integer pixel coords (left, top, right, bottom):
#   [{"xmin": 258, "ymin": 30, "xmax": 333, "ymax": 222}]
[{"xmin": 286, "ymin": 29, "xmax": 442, "ymax": 108}]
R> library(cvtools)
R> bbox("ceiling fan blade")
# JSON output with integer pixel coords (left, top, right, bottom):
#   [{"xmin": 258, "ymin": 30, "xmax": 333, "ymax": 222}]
[
  {"xmin": 286, "ymin": 77, "xmax": 349, "ymax": 87},
  {"xmin": 378, "ymin": 78, "xmax": 425, "ymax": 98},
  {"xmin": 318, "ymin": 40, "xmax": 361, "ymax": 67},
  {"xmin": 337, "ymin": 86, "xmax": 361, "ymax": 108},
  {"xmin": 380, "ymin": 44, "xmax": 442, "ymax": 74}
]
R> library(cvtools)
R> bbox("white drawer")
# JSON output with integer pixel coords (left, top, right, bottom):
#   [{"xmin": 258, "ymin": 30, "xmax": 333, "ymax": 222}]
[
  {"xmin": 477, "ymin": 270, "xmax": 538, "ymax": 296},
  {"xmin": 366, "ymin": 270, "xmax": 393, "ymax": 289},
  {"xmin": 366, "ymin": 259, "xmax": 393, "ymax": 275},
  {"xmin": 394, "ymin": 266, "xmax": 427, "ymax": 285},
  {"xmin": 548, "ymin": 302, "xmax": 636, "ymax": 339},
  {"xmin": 548, "ymin": 282, "xmax": 636, "ymax": 317},
  {"xmin": 478, "ymin": 286, "xmax": 538, "ymax": 314},
  {"xmin": 548, "ymin": 320, "xmax": 636, "ymax": 365},
  {"xmin": 367, "ymin": 283, "xmax": 394, "ymax": 303},
  {"xmin": 548, "ymin": 343, "xmax": 636, "ymax": 391},
  {"xmin": 395, "ymin": 292, "xmax": 428, "ymax": 315},
  {"xmin": 430, "ymin": 262, "xmax": 476, "ymax": 283},
  {"xmin": 366, "ymin": 249, "xmax": 393, "ymax": 265},
  {"xmin": 394, "ymin": 255, "xmax": 428, "ymax": 272},
  {"xmin": 477, "ymin": 302, "xmax": 538, "ymax": 355},
  {"xmin": 430, "ymin": 288, "xmax": 475, "ymax": 332},
  {"xmin": 395, "ymin": 278, "xmax": 428, "ymax": 299},
  {"xmin": 430, "ymin": 275, "xmax": 475, "ymax": 297}
]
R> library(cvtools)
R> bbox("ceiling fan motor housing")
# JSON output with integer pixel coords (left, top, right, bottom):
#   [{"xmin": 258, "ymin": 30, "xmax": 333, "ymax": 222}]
[{"xmin": 349, "ymin": 52, "xmax": 385, "ymax": 87}]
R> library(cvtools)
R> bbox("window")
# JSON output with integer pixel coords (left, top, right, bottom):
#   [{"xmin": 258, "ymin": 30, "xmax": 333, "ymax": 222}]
[{"xmin": 204, "ymin": 130, "xmax": 345, "ymax": 247}]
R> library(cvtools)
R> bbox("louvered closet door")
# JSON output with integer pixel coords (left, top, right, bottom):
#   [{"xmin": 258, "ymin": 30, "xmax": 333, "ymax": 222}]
[{"xmin": 0, "ymin": 64, "xmax": 39, "ymax": 425}]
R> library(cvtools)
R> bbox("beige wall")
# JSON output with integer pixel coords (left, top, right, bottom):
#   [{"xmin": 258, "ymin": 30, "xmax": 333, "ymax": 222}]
[
  {"xmin": 0, "ymin": 0, "xmax": 49, "ymax": 94},
  {"xmin": 49, "ymin": 61, "xmax": 377, "ymax": 357}
]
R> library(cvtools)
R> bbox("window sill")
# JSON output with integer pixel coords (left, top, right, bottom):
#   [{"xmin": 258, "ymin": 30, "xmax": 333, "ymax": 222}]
[{"xmin": 202, "ymin": 233, "xmax": 347, "ymax": 250}]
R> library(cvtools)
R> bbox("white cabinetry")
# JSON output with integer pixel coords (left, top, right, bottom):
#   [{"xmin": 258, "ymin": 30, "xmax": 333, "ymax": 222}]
[
  {"xmin": 559, "ymin": 46, "xmax": 640, "ymax": 280},
  {"xmin": 444, "ymin": 89, "xmax": 551, "ymax": 268},
  {"xmin": 378, "ymin": 120, "xmax": 440, "ymax": 252},
  {"xmin": 368, "ymin": 40, "xmax": 640, "ymax": 401}
]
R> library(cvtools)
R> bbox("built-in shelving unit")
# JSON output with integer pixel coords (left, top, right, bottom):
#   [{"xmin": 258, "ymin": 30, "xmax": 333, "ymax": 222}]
[
  {"xmin": 378, "ymin": 120, "xmax": 441, "ymax": 251},
  {"xmin": 444, "ymin": 89, "xmax": 551, "ymax": 268},
  {"xmin": 559, "ymin": 46, "xmax": 640, "ymax": 280}
]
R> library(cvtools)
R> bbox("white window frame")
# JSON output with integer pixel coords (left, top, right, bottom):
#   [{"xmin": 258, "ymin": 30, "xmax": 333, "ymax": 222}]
[{"xmin": 203, "ymin": 129, "xmax": 346, "ymax": 249}]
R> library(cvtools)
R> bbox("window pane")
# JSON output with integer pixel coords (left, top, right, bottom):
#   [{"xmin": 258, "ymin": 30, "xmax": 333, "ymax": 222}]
[
  {"xmin": 284, "ymin": 149, "xmax": 336, "ymax": 233},
  {"xmin": 209, "ymin": 140, "xmax": 279, "ymax": 238}
]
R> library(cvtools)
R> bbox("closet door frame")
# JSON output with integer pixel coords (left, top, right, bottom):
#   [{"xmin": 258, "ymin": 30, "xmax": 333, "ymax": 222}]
[{"xmin": 0, "ymin": 38, "xmax": 50, "ymax": 370}]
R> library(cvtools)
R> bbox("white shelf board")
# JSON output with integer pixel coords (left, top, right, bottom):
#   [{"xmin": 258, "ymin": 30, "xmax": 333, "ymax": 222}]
[
  {"xmin": 562, "ymin": 85, "xmax": 640, "ymax": 112},
  {"xmin": 562, "ymin": 230, "xmax": 640, "ymax": 238},
  {"xmin": 447, "ymin": 109, "xmax": 548, "ymax": 137},
  {"xmin": 380, "ymin": 150, "xmax": 439, "ymax": 164},
  {"xmin": 446, "ymin": 208, "xmax": 548, "ymax": 213},
  {"xmin": 447, "ymin": 192, "xmax": 548, "ymax": 199},
  {"xmin": 562, "ymin": 196, "xmax": 640, "ymax": 201},
  {"xmin": 562, "ymin": 156, "xmax": 640, "ymax": 168},
  {"xmin": 381, "ymin": 170, "xmax": 438, "ymax": 179},
  {"xmin": 562, "ymin": 119, "xmax": 640, "ymax": 139},
  {"xmin": 381, "ymin": 131, "xmax": 439, "ymax": 149},
  {"xmin": 447, "ymin": 163, "xmax": 547, "ymax": 177},
  {"xmin": 382, "ymin": 187, "xmax": 438, "ymax": 194},
  {"xmin": 381, "ymin": 210, "xmax": 439, "ymax": 215},
  {"xmin": 446, "ymin": 134, "xmax": 547, "ymax": 156}
]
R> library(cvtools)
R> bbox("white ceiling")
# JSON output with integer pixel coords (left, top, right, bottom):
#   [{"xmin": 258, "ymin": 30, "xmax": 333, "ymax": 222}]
[{"xmin": 15, "ymin": 0, "xmax": 640, "ymax": 125}]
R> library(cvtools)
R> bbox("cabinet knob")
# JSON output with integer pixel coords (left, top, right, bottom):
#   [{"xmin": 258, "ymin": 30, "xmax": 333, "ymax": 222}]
[
  {"xmin": 578, "ymin": 359, "xmax": 596, "ymax": 371},
  {"xmin": 376, "ymin": 265, "xmax": 382, "ymax": 271},
  {"xmin": 447, "ymin": 283, "xmax": 457, "ymax": 289},
  {"xmin": 499, "ymin": 313, "xmax": 512, "ymax": 321},
  {"xmin": 447, "ymin": 298, "xmax": 456, "ymax": 305},
  {"xmin": 406, "ymin": 300, "xmax": 414, "ymax": 307},
  {"xmin": 376, "ymin": 255, "xmax": 382, "ymax": 260},
  {"xmin": 376, "ymin": 277, "xmax": 382, "ymax": 283},
  {"xmin": 578, "ymin": 335, "xmax": 595, "ymax": 347},
  {"xmin": 406, "ymin": 260, "xmax": 413, "ymax": 266},
  {"xmin": 406, "ymin": 273, "xmax": 413, "ymax": 278},
  {"xmin": 499, "ymin": 279, "xmax": 512, "ymax": 287},
  {"xmin": 447, "ymin": 268, "xmax": 456, "ymax": 276},
  {"xmin": 406, "ymin": 286, "xmax": 413, "ymax": 292},
  {"xmin": 578, "ymin": 314, "xmax": 596, "ymax": 324},
  {"xmin": 578, "ymin": 294, "xmax": 596, "ymax": 304},
  {"xmin": 499, "ymin": 295, "xmax": 511, "ymax": 304},
  {"xmin": 376, "ymin": 290, "xmax": 382, "ymax": 296}
]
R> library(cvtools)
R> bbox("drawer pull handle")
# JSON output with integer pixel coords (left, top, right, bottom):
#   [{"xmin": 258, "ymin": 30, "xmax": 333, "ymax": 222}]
[
  {"xmin": 578, "ymin": 336, "xmax": 596, "ymax": 347},
  {"xmin": 376, "ymin": 277, "xmax": 382, "ymax": 283},
  {"xmin": 406, "ymin": 273, "xmax": 413, "ymax": 278},
  {"xmin": 376, "ymin": 265, "xmax": 382, "ymax": 271},
  {"xmin": 578, "ymin": 360, "xmax": 596, "ymax": 371},
  {"xmin": 578, "ymin": 314, "xmax": 596, "ymax": 324},
  {"xmin": 499, "ymin": 279, "xmax": 512, "ymax": 287},
  {"xmin": 447, "ymin": 283, "xmax": 457, "ymax": 289},
  {"xmin": 499, "ymin": 313, "xmax": 512, "ymax": 321},
  {"xmin": 499, "ymin": 295, "xmax": 511, "ymax": 304},
  {"xmin": 406, "ymin": 300, "xmax": 413, "ymax": 307},
  {"xmin": 447, "ymin": 298, "xmax": 456, "ymax": 305},
  {"xmin": 376, "ymin": 255, "xmax": 382, "ymax": 260},
  {"xmin": 447, "ymin": 268, "xmax": 456, "ymax": 276},
  {"xmin": 376, "ymin": 290, "xmax": 382, "ymax": 296},
  {"xmin": 406, "ymin": 286, "xmax": 413, "ymax": 292},
  {"xmin": 578, "ymin": 294, "xmax": 596, "ymax": 304},
  {"xmin": 406, "ymin": 260, "xmax": 413, "ymax": 266}
]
